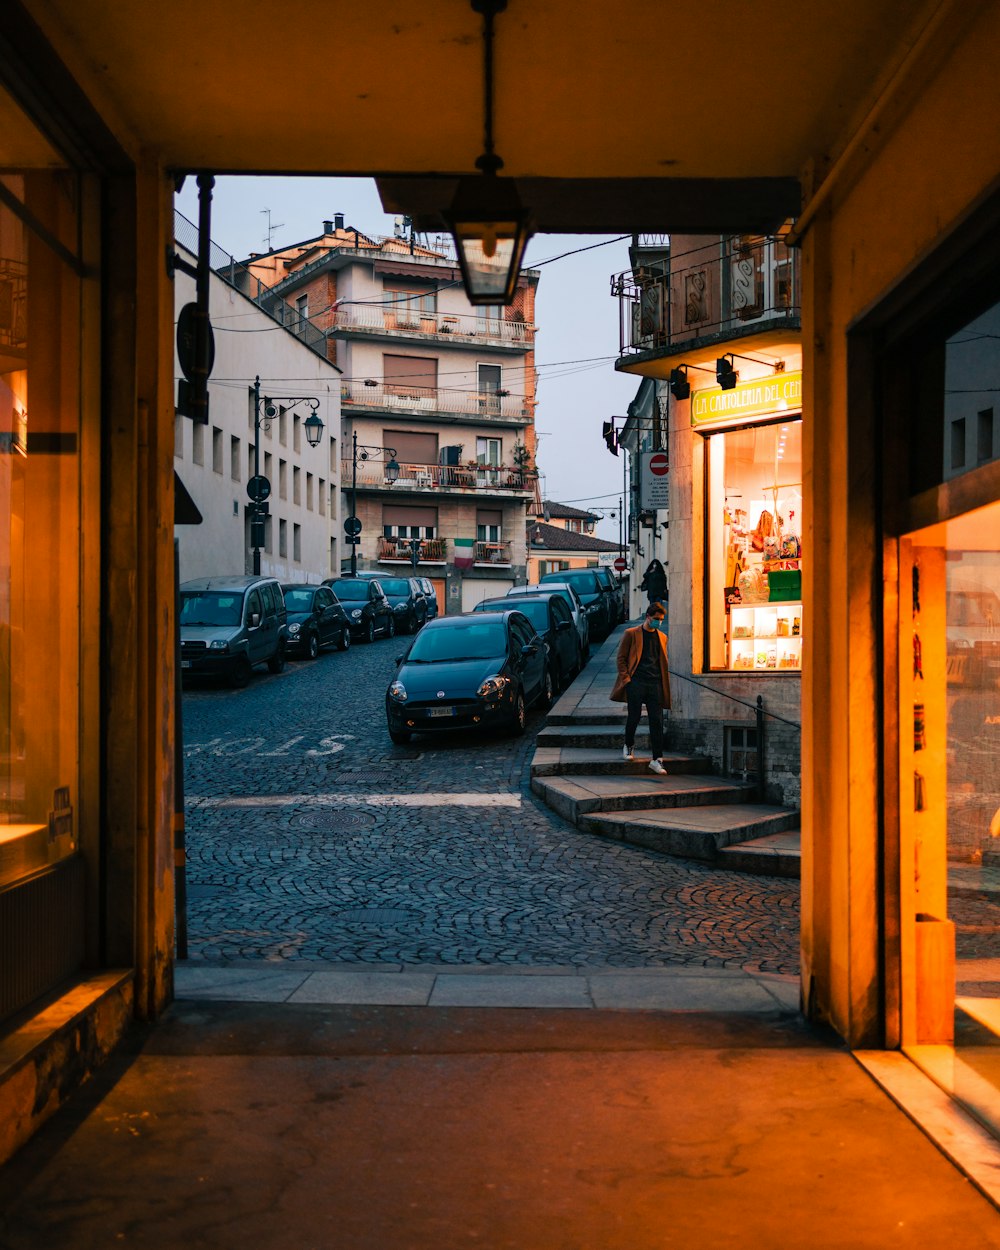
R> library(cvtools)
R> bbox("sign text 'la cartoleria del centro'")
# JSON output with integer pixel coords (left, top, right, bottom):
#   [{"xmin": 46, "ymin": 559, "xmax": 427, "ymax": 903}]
[{"xmin": 691, "ymin": 370, "xmax": 802, "ymax": 430}]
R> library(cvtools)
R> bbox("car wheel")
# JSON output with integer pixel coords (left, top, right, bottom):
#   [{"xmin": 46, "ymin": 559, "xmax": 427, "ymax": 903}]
[
  {"xmin": 337, "ymin": 626, "xmax": 351, "ymax": 652},
  {"xmin": 267, "ymin": 641, "xmax": 286, "ymax": 674},
  {"xmin": 229, "ymin": 657, "xmax": 252, "ymax": 689},
  {"xmin": 386, "ymin": 615, "xmax": 396, "ymax": 638},
  {"xmin": 510, "ymin": 690, "xmax": 527, "ymax": 736},
  {"xmin": 363, "ymin": 619, "xmax": 375, "ymax": 644},
  {"xmin": 539, "ymin": 666, "xmax": 554, "ymax": 709},
  {"xmin": 306, "ymin": 632, "xmax": 320, "ymax": 661},
  {"xmin": 388, "ymin": 727, "xmax": 412, "ymax": 745},
  {"xmin": 408, "ymin": 610, "xmax": 418, "ymax": 634}
]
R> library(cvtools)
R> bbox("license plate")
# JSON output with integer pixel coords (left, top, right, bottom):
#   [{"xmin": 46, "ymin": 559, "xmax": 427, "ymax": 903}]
[
  {"xmin": 427, "ymin": 706, "xmax": 455, "ymax": 718},
  {"xmin": 181, "ymin": 660, "xmax": 192, "ymax": 669}
]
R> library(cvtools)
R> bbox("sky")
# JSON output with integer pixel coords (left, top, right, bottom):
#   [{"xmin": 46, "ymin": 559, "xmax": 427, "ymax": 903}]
[{"xmin": 175, "ymin": 176, "xmax": 639, "ymax": 542}]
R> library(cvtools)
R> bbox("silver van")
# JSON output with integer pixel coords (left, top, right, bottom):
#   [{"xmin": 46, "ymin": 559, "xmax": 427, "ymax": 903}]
[{"xmin": 179, "ymin": 575, "xmax": 287, "ymax": 687}]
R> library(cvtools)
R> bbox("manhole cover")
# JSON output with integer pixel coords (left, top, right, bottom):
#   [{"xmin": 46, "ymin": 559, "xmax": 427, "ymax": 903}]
[
  {"xmin": 337, "ymin": 907, "xmax": 415, "ymax": 925},
  {"xmin": 289, "ymin": 811, "xmax": 377, "ymax": 831}
]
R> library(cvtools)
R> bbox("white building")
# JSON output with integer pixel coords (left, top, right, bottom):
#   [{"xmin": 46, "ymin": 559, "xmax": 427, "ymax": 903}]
[{"xmin": 172, "ymin": 230, "xmax": 342, "ymax": 584}]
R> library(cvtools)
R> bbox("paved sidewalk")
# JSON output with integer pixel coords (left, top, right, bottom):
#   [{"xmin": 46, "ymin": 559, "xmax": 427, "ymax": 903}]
[
  {"xmin": 176, "ymin": 959, "xmax": 801, "ymax": 1012},
  {"xmin": 2, "ymin": 997, "xmax": 1000, "ymax": 1248}
]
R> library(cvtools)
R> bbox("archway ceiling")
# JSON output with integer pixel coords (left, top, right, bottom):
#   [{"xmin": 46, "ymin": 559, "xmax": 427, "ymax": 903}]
[{"xmin": 31, "ymin": 0, "xmax": 944, "ymax": 232}]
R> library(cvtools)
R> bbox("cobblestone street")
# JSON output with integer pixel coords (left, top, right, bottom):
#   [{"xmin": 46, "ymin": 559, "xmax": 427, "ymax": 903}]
[{"xmin": 180, "ymin": 635, "xmax": 801, "ymax": 974}]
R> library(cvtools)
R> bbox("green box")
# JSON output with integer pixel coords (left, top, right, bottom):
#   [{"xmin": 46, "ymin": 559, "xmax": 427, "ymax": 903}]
[{"xmin": 768, "ymin": 570, "xmax": 802, "ymax": 602}]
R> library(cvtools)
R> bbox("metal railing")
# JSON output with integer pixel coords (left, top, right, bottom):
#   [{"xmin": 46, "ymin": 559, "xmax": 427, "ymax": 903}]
[
  {"xmin": 341, "ymin": 380, "xmax": 531, "ymax": 422},
  {"xmin": 613, "ymin": 235, "xmax": 800, "ymax": 358},
  {"xmin": 474, "ymin": 540, "xmax": 512, "ymax": 565},
  {"xmin": 343, "ymin": 458, "xmax": 533, "ymax": 493},
  {"xmin": 666, "ymin": 668, "xmax": 801, "ymax": 803},
  {"xmin": 333, "ymin": 302, "xmax": 534, "ymax": 347},
  {"xmin": 376, "ymin": 536, "xmax": 448, "ymax": 564}
]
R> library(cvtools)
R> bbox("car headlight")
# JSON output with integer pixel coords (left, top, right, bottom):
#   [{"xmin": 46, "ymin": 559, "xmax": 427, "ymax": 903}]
[
  {"xmin": 394, "ymin": 603, "xmax": 408, "ymax": 613},
  {"xmin": 388, "ymin": 680, "xmax": 408, "ymax": 703},
  {"xmin": 288, "ymin": 623, "xmax": 300, "ymax": 634},
  {"xmin": 586, "ymin": 603, "xmax": 601, "ymax": 614},
  {"xmin": 477, "ymin": 675, "xmax": 507, "ymax": 699},
  {"xmin": 351, "ymin": 609, "xmax": 362, "ymax": 619},
  {"xmin": 209, "ymin": 639, "xmax": 229, "ymax": 651}
]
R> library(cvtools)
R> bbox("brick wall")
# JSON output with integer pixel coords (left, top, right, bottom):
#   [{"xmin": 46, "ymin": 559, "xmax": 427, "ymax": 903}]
[{"xmin": 665, "ymin": 712, "xmax": 801, "ymax": 808}]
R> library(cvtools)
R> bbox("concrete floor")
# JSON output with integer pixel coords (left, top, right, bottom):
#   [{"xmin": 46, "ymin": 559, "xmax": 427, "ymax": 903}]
[{"xmin": 2, "ymin": 997, "xmax": 1000, "ymax": 1249}]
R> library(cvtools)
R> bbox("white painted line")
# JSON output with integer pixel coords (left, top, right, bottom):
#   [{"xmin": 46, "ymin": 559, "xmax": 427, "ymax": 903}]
[{"xmin": 187, "ymin": 792, "xmax": 522, "ymax": 809}]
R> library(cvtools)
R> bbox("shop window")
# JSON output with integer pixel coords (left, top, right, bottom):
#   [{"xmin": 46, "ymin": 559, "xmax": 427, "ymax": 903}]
[
  {"xmin": 0, "ymin": 162, "xmax": 85, "ymax": 906},
  {"xmin": 706, "ymin": 418, "xmax": 803, "ymax": 671}
]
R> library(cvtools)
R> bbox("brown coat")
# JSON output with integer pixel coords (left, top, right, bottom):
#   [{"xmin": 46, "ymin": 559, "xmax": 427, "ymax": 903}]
[{"xmin": 610, "ymin": 625, "xmax": 671, "ymax": 706}]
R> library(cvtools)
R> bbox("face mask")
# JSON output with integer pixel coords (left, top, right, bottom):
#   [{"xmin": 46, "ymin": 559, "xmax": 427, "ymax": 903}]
[{"xmin": 645, "ymin": 618, "xmax": 662, "ymax": 631}]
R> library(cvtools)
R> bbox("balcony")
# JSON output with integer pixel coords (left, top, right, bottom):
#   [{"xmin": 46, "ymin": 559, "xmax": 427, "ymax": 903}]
[
  {"xmin": 474, "ymin": 541, "xmax": 512, "ymax": 566},
  {"xmin": 342, "ymin": 380, "xmax": 531, "ymax": 425},
  {"xmin": 331, "ymin": 302, "xmax": 535, "ymax": 350},
  {"xmin": 613, "ymin": 236, "xmax": 800, "ymax": 362},
  {"xmin": 343, "ymin": 459, "xmax": 534, "ymax": 496},
  {"xmin": 376, "ymin": 536, "xmax": 448, "ymax": 565}
]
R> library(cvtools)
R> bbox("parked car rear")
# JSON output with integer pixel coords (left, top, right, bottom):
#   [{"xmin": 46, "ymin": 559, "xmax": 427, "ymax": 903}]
[
  {"xmin": 506, "ymin": 582, "xmax": 590, "ymax": 661},
  {"xmin": 539, "ymin": 568, "xmax": 613, "ymax": 642}
]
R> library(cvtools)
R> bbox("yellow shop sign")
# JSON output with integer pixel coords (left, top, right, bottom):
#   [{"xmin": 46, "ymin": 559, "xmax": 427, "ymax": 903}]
[{"xmin": 691, "ymin": 370, "xmax": 802, "ymax": 429}]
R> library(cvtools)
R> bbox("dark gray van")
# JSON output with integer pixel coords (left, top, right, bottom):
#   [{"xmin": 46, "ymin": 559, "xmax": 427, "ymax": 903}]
[{"xmin": 179, "ymin": 575, "xmax": 287, "ymax": 686}]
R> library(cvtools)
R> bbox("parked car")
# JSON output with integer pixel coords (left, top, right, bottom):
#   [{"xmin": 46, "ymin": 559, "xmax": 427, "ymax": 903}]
[
  {"xmin": 414, "ymin": 575, "xmax": 440, "ymax": 621},
  {"xmin": 539, "ymin": 568, "xmax": 613, "ymax": 642},
  {"xmin": 506, "ymin": 582, "xmax": 590, "ymax": 662},
  {"xmin": 280, "ymin": 583, "xmax": 351, "ymax": 658},
  {"xmin": 385, "ymin": 610, "xmax": 552, "ymax": 744},
  {"xmin": 350, "ymin": 572, "xmax": 428, "ymax": 633},
  {"xmin": 323, "ymin": 576, "xmax": 395, "ymax": 642},
  {"xmin": 473, "ymin": 594, "xmax": 581, "ymax": 692},
  {"xmin": 179, "ymin": 575, "xmax": 287, "ymax": 687},
  {"xmin": 594, "ymin": 566, "xmax": 626, "ymax": 624}
]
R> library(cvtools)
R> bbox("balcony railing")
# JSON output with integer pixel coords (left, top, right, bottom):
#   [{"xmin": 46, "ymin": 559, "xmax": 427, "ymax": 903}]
[
  {"xmin": 613, "ymin": 235, "xmax": 800, "ymax": 358},
  {"xmin": 474, "ymin": 541, "xmax": 512, "ymax": 566},
  {"xmin": 343, "ymin": 459, "xmax": 534, "ymax": 494},
  {"xmin": 332, "ymin": 303, "xmax": 535, "ymax": 348},
  {"xmin": 376, "ymin": 536, "xmax": 448, "ymax": 565},
  {"xmin": 341, "ymin": 380, "xmax": 531, "ymax": 423}
]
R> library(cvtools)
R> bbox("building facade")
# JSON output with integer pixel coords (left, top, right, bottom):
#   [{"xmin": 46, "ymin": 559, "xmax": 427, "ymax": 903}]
[
  {"xmin": 1, "ymin": 0, "xmax": 999, "ymax": 1166},
  {"xmin": 172, "ymin": 230, "xmax": 343, "ymax": 584},
  {"xmin": 241, "ymin": 219, "xmax": 539, "ymax": 613},
  {"xmin": 526, "ymin": 511, "xmax": 622, "ymax": 583},
  {"xmin": 613, "ymin": 233, "xmax": 803, "ymax": 804}
]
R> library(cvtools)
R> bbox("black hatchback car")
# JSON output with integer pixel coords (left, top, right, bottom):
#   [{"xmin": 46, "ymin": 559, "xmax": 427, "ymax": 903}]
[
  {"xmin": 352, "ymin": 572, "xmax": 428, "ymax": 634},
  {"xmin": 473, "ymin": 594, "xmax": 581, "ymax": 692},
  {"xmin": 385, "ymin": 610, "xmax": 552, "ymax": 744},
  {"xmin": 280, "ymin": 583, "xmax": 351, "ymax": 658},
  {"xmin": 323, "ymin": 576, "xmax": 395, "ymax": 642},
  {"xmin": 540, "ymin": 568, "xmax": 614, "ymax": 642}
]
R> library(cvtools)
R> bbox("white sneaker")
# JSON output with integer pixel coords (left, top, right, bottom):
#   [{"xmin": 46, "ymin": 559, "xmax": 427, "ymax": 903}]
[
  {"xmin": 648, "ymin": 759, "xmax": 666, "ymax": 775},
  {"xmin": 622, "ymin": 744, "xmax": 634, "ymax": 760}
]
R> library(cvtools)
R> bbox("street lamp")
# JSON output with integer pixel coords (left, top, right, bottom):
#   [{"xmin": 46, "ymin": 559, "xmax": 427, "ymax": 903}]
[
  {"xmin": 249, "ymin": 376, "xmax": 324, "ymax": 575},
  {"xmin": 349, "ymin": 430, "xmax": 400, "ymax": 577}
]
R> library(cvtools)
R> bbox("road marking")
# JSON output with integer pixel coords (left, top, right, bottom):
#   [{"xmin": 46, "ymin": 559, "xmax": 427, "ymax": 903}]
[
  {"xmin": 185, "ymin": 733, "xmax": 355, "ymax": 758},
  {"xmin": 187, "ymin": 792, "xmax": 522, "ymax": 809}
]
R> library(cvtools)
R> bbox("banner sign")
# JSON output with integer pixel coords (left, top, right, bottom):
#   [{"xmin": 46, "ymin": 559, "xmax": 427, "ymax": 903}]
[{"xmin": 691, "ymin": 369, "xmax": 802, "ymax": 430}]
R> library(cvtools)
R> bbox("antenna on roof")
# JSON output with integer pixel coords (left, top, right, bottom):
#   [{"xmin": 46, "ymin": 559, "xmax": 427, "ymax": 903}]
[{"xmin": 261, "ymin": 208, "xmax": 284, "ymax": 250}]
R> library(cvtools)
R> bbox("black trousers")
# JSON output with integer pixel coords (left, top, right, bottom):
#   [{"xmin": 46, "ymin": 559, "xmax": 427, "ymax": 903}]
[{"xmin": 624, "ymin": 678, "xmax": 664, "ymax": 758}]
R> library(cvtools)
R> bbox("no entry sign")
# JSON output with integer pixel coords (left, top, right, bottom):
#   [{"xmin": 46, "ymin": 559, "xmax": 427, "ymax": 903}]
[
  {"xmin": 640, "ymin": 450, "xmax": 670, "ymax": 510},
  {"xmin": 614, "ymin": 556, "xmax": 627, "ymax": 572}
]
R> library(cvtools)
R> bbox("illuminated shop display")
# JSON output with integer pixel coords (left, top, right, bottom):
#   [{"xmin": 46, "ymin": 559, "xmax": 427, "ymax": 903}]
[{"xmin": 702, "ymin": 405, "xmax": 803, "ymax": 672}]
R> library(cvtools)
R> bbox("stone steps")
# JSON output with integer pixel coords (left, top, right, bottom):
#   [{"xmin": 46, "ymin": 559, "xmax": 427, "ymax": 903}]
[
  {"xmin": 529, "ymin": 721, "xmax": 800, "ymax": 874},
  {"xmin": 530, "ymin": 747, "xmax": 713, "ymax": 779},
  {"xmin": 577, "ymin": 805, "xmax": 800, "ymax": 863},
  {"xmin": 530, "ymin": 772, "xmax": 757, "ymax": 822}
]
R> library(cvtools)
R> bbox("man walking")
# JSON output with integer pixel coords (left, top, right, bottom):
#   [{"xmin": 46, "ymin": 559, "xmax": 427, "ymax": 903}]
[{"xmin": 610, "ymin": 602, "xmax": 671, "ymax": 774}]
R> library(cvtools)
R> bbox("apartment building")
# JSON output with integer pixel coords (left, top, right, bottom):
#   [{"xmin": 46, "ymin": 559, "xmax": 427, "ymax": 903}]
[
  {"xmin": 172, "ymin": 226, "xmax": 342, "ymax": 583},
  {"xmin": 243, "ymin": 218, "xmax": 540, "ymax": 614}
]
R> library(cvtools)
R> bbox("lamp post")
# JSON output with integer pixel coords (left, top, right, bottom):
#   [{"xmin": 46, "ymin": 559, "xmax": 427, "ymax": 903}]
[
  {"xmin": 349, "ymin": 430, "xmax": 400, "ymax": 577},
  {"xmin": 250, "ymin": 376, "xmax": 324, "ymax": 576}
]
